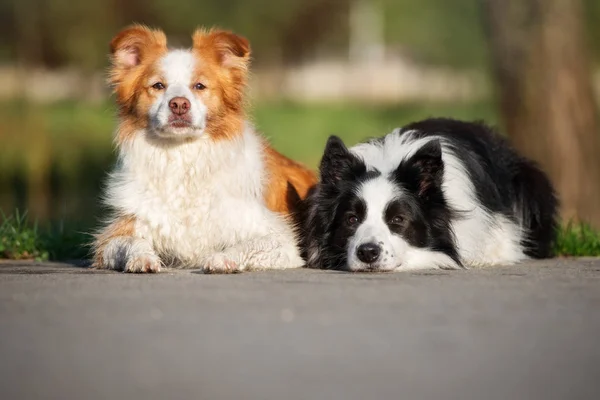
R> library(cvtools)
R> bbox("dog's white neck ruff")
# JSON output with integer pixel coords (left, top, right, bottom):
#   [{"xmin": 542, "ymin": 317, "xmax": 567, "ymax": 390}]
[{"xmin": 104, "ymin": 123, "xmax": 300, "ymax": 267}]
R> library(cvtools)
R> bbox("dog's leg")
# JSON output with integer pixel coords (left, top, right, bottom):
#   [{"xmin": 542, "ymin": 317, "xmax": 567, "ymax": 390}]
[
  {"xmin": 93, "ymin": 216, "xmax": 161, "ymax": 273},
  {"xmin": 202, "ymin": 233, "xmax": 303, "ymax": 274}
]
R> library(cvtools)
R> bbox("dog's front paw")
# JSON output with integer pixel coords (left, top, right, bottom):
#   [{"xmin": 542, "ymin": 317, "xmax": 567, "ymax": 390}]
[
  {"xmin": 202, "ymin": 253, "xmax": 242, "ymax": 274},
  {"xmin": 124, "ymin": 254, "xmax": 162, "ymax": 273}
]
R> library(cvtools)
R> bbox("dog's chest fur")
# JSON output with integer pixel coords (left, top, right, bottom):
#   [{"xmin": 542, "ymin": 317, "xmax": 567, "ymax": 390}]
[{"xmin": 105, "ymin": 126, "xmax": 274, "ymax": 262}]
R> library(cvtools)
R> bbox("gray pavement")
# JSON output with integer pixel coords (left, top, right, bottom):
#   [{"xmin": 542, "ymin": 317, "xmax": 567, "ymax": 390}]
[{"xmin": 1, "ymin": 259, "xmax": 599, "ymax": 400}]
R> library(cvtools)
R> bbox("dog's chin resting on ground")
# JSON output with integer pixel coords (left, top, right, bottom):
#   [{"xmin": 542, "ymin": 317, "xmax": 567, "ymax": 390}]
[
  {"xmin": 92, "ymin": 25, "xmax": 316, "ymax": 273},
  {"xmin": 297, "ymin": 118, "xmax": 558, "ymax": 272}
]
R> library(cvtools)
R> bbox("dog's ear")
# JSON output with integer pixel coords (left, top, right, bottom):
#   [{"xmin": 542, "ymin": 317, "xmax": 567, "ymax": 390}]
[
  {"xmin": 110, "ymin": 25, "xmax": 167, "ymax": 70},
  {"xmin": 397, "ymin": 140, "xmax": 444, "ymax": 198},
  {"xmin": 193, "ymin": 29, "xmax": 250, "ymax": 70},
  {"xmin": 108, "ymin": 24, "xmax": 167, "ymax": 92},
  {"xmin": 192, "ymin": 29, "xmax": 250, "ymax": 112},
  {"xmin": 319, "ymin": 136, "xmax": 366, "ymax": 185}
]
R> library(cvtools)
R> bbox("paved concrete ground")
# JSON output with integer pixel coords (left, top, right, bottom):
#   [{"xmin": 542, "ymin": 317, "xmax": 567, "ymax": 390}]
[{"xmin": 1, "ymin": 259, "xmax": 599, "ymax": 400}]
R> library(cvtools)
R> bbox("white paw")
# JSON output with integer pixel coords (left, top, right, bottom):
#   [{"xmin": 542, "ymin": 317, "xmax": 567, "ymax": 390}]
[
  {"xmin": 124, "ymin": 254, "xmax": 162, "ymax": 273},
  {"xmin": 202, "ymin": 253, "xmax": 243, "ymax": 274}
]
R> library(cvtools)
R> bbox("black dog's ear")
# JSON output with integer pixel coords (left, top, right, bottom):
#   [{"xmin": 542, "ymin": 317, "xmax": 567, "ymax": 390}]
[
  {"xmin": 397, "ymin": 140, "xmax": 444, "ymax": 198},
  {"xmin": 319, "ymin": 136, "xmax": 365, "ymax": 185}
]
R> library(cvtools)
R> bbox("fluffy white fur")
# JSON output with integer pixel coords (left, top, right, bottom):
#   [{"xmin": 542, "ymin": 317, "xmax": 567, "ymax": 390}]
[
  {"xmin": 351, "ymin": 129, "xmax": 527, "ymax": 269},
  {"xmin": 103, "ymin": 124, "xmax": 303, "ymax": 272}
]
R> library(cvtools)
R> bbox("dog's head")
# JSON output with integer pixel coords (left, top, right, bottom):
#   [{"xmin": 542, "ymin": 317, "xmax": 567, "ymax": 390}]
[
  {"xmin": 108, "ymin": 25, "xmax": 250, "ymax": 144},
  {"xmin": 313, "ymin": 135, "xmax": 459, "ymax": 271}
]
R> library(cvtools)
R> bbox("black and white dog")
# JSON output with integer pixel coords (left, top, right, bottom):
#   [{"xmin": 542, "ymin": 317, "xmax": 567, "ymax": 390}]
[{"xmin": 298, "ymin": 118, "xmax": 558, "ymax": 272}]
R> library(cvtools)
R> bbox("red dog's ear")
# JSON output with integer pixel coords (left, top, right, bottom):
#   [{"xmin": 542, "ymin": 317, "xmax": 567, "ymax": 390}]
[
  {"xmin": 193, "ymin": 29, "xmax": 251, "ymax": 70},
  {"xmin": 109, "ymin": 24, "xmax": 167, "ymax": 69}
]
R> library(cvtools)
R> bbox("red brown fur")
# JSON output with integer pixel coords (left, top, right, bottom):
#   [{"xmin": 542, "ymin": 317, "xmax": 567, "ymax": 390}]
[
  {"xmin": 263, "ymin": 145, "xmax": 318, "ymax": 214},
  {"xmin": 109, "ymin": 25, "xmax": 168, "ymax": 143}
]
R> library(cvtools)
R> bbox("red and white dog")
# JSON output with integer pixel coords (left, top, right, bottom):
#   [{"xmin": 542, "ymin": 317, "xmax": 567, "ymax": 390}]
[{"xmin": 93, "ymin": 25, "xmax": 316, "ymax": 273}]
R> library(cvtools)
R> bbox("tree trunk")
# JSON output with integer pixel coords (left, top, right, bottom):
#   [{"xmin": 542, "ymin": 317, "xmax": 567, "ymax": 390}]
[{"xmin": 483, "ymin": 0, "xmax": 600, "ymax": 227}]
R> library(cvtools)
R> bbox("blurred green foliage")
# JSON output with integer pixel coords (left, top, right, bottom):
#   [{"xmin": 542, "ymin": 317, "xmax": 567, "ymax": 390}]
[
  {"xmin": 1, "ymin": 0, "xmax": 598, "ymax": 70},
  {"xmin": 382, "ymin": 0, "xmax": 489, "ymax": 68}
]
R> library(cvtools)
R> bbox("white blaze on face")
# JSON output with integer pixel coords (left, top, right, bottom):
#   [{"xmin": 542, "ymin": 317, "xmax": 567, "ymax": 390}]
[
  {"xmin": 347, "ymin": 176, "xmax": 410, "ymax": 271},
  {"xmin": 346, "ymin": 176, "xmax": 459, "ymax": 271},
  {"xmin": 148, "ymin": 50, "xmax": 208, "ymax": 138}
]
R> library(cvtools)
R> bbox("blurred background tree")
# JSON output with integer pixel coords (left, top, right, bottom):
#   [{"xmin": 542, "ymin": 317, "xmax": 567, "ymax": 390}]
[
  {"xmin": 484, "ymin": 0, "xmax": 600, "ymax": 227},
  {"xmin": 0, "ymin": 0, "xmax": 497, "ymax": 69}
]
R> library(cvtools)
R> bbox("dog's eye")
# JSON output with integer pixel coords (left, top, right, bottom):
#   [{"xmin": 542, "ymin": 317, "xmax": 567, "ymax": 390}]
[
  {"xmin": 152, "ymin": 82, "xmax": 165, "ymax": 90},
  {"xmin": 346, "ymin": 215, "xmax": 359, "ymax": 226},
  {"xmin": 390, "ymin": 216, "xmax": 404, "ymax": 225},
  {"xmin": 193, "ymin": 83, "xmax": 207, "ymax": 90}
]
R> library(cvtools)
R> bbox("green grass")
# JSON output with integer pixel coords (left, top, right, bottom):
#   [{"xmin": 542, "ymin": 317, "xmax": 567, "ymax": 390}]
[
  {"xmin": 554, "ymin": 222, "xmax": 600, "ymax": 257},
  {"xmin": 0, "ymin": 210, "xmax": 48, "ymax": 261},
  {"xmin": 0, "ymin": 210, "xmax": 89, "ymax": 261}
]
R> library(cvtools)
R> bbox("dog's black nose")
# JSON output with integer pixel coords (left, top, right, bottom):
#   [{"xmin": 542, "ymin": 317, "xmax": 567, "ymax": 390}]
[{"xmin": 356, "ymin": 243, "xmax": 381, "ymax": 264}]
